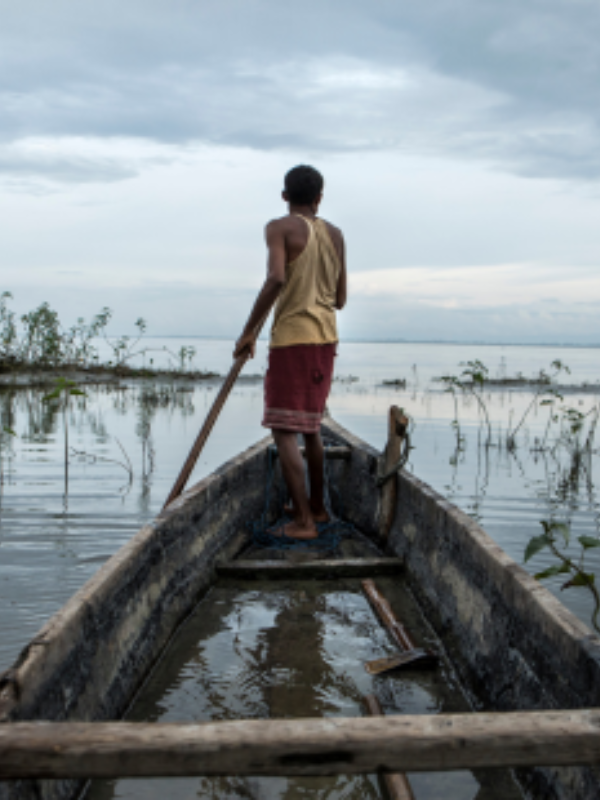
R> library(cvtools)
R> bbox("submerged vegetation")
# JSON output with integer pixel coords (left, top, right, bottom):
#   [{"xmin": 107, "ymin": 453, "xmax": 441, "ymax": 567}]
[
  {"xmin": 437, "ymin": 357, "xmax": 600, "ymax": 630},
  {"xmin": 0, "ymin": 292, "xmax": 218, "ymax": 381},
  {"xmin": 0, "ymin": 380, "xmax": 197, "ymax": 503}
]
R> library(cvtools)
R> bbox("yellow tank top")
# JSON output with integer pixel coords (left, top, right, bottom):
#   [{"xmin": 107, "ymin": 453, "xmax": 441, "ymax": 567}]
[{"xmin": 270, "ymin": 215, "xmax": 341, "ymax": 348}]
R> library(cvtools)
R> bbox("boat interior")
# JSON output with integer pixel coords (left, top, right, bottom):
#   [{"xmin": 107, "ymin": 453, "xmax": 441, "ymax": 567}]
[{"xmin": 2, "ymin": 413, "xmax": 600, "ymax": 800}]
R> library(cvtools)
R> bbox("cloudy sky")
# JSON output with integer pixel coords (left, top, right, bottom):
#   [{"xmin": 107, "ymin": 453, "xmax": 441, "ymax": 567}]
[{"xmin": 2, "ymin": 0, "xmax": 599, "ymax": 344}]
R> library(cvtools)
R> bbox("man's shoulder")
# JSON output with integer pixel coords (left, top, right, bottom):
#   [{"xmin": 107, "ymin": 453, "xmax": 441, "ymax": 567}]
[
  {"xmin": 319, "ymin": 217, "xmax": 343, "ymax": 236},
  {"xmin": 319, "ymin": 218, "xmax": 344, "ymax": 249},
  {"xmin": 265, "ymin": 214, "xmax": 295, "ymax": 231}
]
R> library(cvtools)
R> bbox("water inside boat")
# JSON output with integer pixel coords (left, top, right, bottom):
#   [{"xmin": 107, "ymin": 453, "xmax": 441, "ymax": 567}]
[{"xmin": 85, "ymin": 533, "xmax": 524, "ymax": 800}]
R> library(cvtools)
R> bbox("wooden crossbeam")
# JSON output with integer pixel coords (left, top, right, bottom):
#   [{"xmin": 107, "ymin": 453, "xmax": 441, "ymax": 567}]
[
  {"xmin": 1, "ymin": 710, "xmax": 600, "ymax": 779},
  {"xmin": 217, "ymin": 558, "xmax": 404, "ymax": 581}
]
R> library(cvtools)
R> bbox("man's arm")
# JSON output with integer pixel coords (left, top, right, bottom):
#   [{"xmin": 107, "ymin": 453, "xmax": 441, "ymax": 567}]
[
  {"xmin": 335, "ymin": 234, "xmax": 347, "ymax": 310},
  {"xmin": 233, "ymin": 221, "xmax": 286, "ymax": 358}
]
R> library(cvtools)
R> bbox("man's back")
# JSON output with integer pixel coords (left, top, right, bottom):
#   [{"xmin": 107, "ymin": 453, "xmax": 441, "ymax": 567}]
[
  {"xmin": 270, "ymin": 213, "xmax": 342, "ymax": 349},
  {"xmin": 270, "ymin": 213, "xmax": 344, "ymax": 268}
]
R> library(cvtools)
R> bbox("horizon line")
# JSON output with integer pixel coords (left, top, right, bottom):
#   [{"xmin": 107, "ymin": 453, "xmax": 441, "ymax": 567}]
[{"xmin": 136, "ymin": 335, "xmax": 600, "ymax": 349}]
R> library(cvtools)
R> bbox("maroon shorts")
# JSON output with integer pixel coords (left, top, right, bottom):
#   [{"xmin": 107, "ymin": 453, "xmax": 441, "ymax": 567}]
[{"xmin": 262, "ymin": 343, "xmax": 336, "ymax": 433}]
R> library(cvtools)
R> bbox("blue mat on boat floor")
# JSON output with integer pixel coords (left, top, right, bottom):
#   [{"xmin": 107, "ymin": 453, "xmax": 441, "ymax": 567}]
[
  {"xmin": 249, "ymin": 444, "xmax": 355, "ymax": 552},
  {"xmin": 251, "ymin": 516, "xmax": 349, "ymax": 552}
]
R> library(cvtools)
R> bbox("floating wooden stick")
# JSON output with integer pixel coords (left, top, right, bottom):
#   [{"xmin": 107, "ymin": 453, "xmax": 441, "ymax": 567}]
[
  {"xmin": 361, "ymin": 579, "xmax": 437, "ymax": 673},
  {"xmin": 363, "ymin": 694, "xmax": 416, "ymax": 800},
  {"xmin": 2, "ymin": 710, "xmax": 600, "ymax": 778}
]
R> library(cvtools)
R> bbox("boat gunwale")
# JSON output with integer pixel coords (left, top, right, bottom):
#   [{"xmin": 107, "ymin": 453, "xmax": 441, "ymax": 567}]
[
  {"xmin": 322, "ymin": 415, "xmax": 600, "ymax": 799},
  {"xmin": 0, "ymin": 433, "xmax": 274, "ymax": 727},
  {"xmin": 322, "ymin": 416, "xmax": 600, "ymax": 666}
]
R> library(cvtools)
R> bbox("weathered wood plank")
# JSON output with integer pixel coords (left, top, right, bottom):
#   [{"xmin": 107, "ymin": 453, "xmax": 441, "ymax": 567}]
[
  {"xmin": 2, "ymin": 710, "xmax": 600, "ymax": 778},
  {"xmin": 378, "ymin": 406, "xmax": 408, "ymax": 538},
  {"xmin": 218, "ymin": 558, "xmax": 404, "ymax": 581}
]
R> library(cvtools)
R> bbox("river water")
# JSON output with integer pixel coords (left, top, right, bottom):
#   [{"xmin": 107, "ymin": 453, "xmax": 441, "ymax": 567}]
[{"xmin": 1, "ymin": 339, "xmax": 599, "ymax": 679}]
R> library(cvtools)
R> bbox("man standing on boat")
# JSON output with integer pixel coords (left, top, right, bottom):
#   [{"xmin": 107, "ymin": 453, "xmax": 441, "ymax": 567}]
[{"xmin": 234, "ymin": 165, "xmax": 347, "ymax": 540}]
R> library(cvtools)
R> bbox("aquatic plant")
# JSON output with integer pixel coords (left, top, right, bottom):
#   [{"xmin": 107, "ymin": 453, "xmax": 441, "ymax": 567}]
[
  {"xmin": 438, "ymin": 356, "xmax": 600, "ymax": 630},
  {"xmin": 525, "ymin": 520, "xmax": 600, "ymax": 633},
  {"xmin": 507, "ymin": 360, "xmax": 570, "ymax": 448},
  {"xmin": 43, "ymin": 377, "xmax": 87, "ymax": 498},
  {"xmin": 436, "ymin": 357, "xmax": 599, "ymax": 457},
  {"xmin": 175, "ymin": 345, "xmax": 197, "ymax": 372},
  {"xmin": 0, "ymin": 425, "xmax": 16, "ymax": 486},
  {"xmin": 0, "ymin": 293, "xmax": 209, "ymax": 378},
  {"xmin": 1, "ymin": 292, "xmax": 113, "ymax": 369},
  {"xmin": 102, "ymin": 316, "xmax": 148, "ymax": 367},
  {"xmin": 438, "ymin": 359, "xmax": 492, "ymax": 447}
]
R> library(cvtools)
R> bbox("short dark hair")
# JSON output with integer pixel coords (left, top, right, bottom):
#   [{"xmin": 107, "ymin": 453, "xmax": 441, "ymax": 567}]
[{"xmin": 284, "ymin": 165, "xmax": 324, "ymax": 205}]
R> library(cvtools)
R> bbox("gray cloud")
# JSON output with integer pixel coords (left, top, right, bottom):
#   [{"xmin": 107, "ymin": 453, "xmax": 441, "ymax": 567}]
[
  {"xmin": 0, "ymin": 149, "xmax": 139, "ymax": 185},
  {"xmin": 0, "ymin": 1, "xmax": 599, "ymax": 183}
]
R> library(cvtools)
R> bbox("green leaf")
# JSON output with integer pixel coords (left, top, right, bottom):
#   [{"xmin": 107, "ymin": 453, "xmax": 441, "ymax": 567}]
[
  {"xmin": 553, "ymin": 523, "xmax": 570, "ymax": 546},
  {"xmin": 68, "ymin": 388, "xmax": 86, "ymax": 396},
  {"xmin": 2, "ymin": 426, "xmax": 16, "ymax": 436},
  {"xmin": 578, "ymin": 535, "xmax": 600, "ymax": 550},
  {"xmin": 562, "ymin": 572, "xmax": 595, "ymax": 590},
  {"xmin": 540, "ymin": 399, "xmax": 554, "ymax": 406},
  {"xmin": 43, "ymin": 389, "xmax": 61, "ymax": 402},
  {"xmin": 525, "ymin": 534, "xmax": 550, "ymax": 562},
  {"xmin": 535, "ymin": 563, "xmax": 571, "ymax": 580}
]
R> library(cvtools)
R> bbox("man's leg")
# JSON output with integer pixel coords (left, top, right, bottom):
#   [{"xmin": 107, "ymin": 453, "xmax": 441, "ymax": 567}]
[
  {"xmin": 303, "ymin": 431, "xmax": 329, "ymax": 522},
  {"xmin": 272, "ymin": 429, "xmax": 317, "ymax": 539}
]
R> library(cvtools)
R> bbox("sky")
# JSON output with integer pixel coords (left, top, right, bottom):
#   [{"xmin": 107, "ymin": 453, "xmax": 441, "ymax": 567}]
[{"xmin": 1, "ymin": 0, "xmax": 600, "ymax": 344}]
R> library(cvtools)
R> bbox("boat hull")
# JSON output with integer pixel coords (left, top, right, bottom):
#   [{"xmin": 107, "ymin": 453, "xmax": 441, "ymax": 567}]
[
  {"xmin": 322, "ymin": 417, "xmax": 600, "ymax": 799},
  {"xmin": 1, "ymin": 417, "xmax": 600, "ymax": 799},
  {"xmin": 0, "ymin": 434, "xmax": 277, "ymax": 800}
]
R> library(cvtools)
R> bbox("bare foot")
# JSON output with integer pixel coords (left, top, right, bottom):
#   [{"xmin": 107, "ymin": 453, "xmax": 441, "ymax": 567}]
[
  {"xmin": 271, "ymin": 519, "xmax": 319, "ymax": 540},
  {"xmin": 283, "ymin": 503, "xmax": 330, "ymax": 524}
]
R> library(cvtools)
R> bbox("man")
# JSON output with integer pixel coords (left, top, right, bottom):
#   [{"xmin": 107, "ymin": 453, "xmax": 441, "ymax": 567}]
[{"xmin": 234, "ymin": 165, "xmax": 347, "ymax": 540}]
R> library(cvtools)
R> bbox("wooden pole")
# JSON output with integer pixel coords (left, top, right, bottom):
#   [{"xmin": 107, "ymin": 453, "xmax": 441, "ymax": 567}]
[
  {"xmin": 362, "ymin": 579, "xmax": 414, "ymax": 650},
  {"xmin": 362, "ymin": 579, "xmax": 437, "ymax": 672},
  {"xmin": 364, "ymin": 694, "xmax": 416, "ymax": 800},
  {"xmin": 2, "ymin": 711, "xmax": 600, "ymax": 778},
  {"xmin": 163, "ymin": 310, "xmax": 270, "ymax": 510}
]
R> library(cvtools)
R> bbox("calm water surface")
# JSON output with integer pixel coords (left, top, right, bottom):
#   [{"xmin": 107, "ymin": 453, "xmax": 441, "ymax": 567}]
[
  {"xmin": 1, "ymin": 340, "xmax": 599, "ymax": 669},
  {"xmin": 85, "ymin": 579, "xmax": 521, "ymax": 800}
]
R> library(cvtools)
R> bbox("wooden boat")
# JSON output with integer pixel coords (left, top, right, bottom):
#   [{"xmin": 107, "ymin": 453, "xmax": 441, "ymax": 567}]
[{"xmin": 1, "ymin": 411, "xmax": 600, "ymax": 800}]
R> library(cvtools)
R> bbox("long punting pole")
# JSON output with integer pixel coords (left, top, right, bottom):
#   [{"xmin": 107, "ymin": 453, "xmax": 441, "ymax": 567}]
[
  {"xmin": 163, "ymin": 311, "xmax": 270, "ymax": 510},
  {"xmin": 2, "ymin": 711, "xmax": 600, "ymax": 778}
]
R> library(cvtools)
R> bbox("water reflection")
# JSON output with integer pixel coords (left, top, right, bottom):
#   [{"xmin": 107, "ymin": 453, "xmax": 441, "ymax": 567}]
[
  {"xmin": 86, "ymin": 579, "xmax": 519, "ymax": 800},
  {"xmin": 2, "ymin": 353, "xmax": 600, "ymax": 669},
  {"xmin": 333, "ymin": 377, "xmax": 600, "ymax": 626},
  {"xmin": 0, "ymin": 379, "xmax": 267, "ymax": 672}
]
